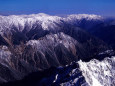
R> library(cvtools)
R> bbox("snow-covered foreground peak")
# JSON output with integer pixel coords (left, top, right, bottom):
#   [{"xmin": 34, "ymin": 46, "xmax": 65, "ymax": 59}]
[{"xmin": 78, "ymin": 57, "xmax": 115, "ymax": 86}]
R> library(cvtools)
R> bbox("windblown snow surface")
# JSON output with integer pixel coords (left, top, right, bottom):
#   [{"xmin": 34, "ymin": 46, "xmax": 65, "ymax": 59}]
[{"xmin": 78, "ymin": 57, "xmax": 115, "ymax": 86}]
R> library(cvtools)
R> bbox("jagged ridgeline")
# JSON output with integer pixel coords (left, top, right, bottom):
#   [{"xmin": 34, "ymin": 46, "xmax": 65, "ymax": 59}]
[{"xmin": 0, "ymin": 13, "xmax": 114, "ymax": 85}]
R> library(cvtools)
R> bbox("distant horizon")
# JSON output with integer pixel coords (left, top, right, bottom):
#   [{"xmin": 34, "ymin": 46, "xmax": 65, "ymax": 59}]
[{"xmin": 0, "ymin": 0, "xmax": 115, "ymax": 17}]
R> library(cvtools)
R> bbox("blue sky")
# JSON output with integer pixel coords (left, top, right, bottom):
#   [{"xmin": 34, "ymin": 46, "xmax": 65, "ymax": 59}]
[{"xmin": 0, "ymin": 0, "xmax": 115, "ymax": 17}]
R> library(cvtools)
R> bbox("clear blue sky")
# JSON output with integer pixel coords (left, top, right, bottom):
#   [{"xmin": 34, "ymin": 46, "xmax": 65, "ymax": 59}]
[{"xmin": 0, "ymin": 0, "xmax": 115, "ymax": 17}]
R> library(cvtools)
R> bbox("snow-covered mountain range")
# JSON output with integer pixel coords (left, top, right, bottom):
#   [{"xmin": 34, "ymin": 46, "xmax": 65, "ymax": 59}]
[
  {"xmin": 0, "ymin": 13, "xmax": 115, "ymax": 86},
  {"xmin": 0, "ymin": 13, "xmax": 102, "ymax": 32}
]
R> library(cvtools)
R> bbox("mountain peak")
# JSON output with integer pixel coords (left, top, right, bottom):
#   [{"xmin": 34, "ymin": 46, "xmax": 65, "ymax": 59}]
[{"xmin": 67, "ymin": 14, "xmax": 102, "ymax": 20}]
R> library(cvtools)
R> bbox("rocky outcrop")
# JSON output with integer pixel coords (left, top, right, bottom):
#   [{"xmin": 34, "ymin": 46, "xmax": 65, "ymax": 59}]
[{"xmin": 78, "ymin": 56, "xmax": 115, "ymax": 86}]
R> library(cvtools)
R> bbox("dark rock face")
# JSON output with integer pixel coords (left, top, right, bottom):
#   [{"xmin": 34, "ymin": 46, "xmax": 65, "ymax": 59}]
[
  {"xmin": 74, "ymin": 18, "xmax": 115, "ymax": 50},
  {"xmin": 1, "ymin": 62, "xmax": 89, "ymax": 86}
]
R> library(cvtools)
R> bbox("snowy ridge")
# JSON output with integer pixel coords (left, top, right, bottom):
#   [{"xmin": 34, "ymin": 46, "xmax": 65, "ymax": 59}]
[
  {"xmin": 0, "ymin": 13, "xmax": 62, "ymax": 32},
  {"xmin": 78, "ymin": 57, "xmax": 115, "ymax": 86},
  {"xmin": 60, "ymin": 57, "xmax": 115, "ymax": 86},
  {"xmin": 0, "ymin": 13, "xmax": 102, "ymax": 33},
  {"xmin": 67, "ymin": 14, "xmax": 102, "ymax": 20},
  {"xmin": 26, "ymin": 32, "xmax": 79, "ymax": 51}
]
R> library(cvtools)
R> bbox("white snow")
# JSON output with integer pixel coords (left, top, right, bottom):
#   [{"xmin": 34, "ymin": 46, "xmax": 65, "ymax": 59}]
[
  {"xmin": 78, "ymin": 57, "xmax": 115, "ymax": 86},
  {"xmin": 98, "ymin": 50, "xmax": 114, "ymax": 55},
  {"xmin": 0, "ymin": 13, "xmax": 102, "ymax": 34},
  {"xmin": 53, "ymin": 74, "xmax": 58, "ymax": 83},
  {"xmin": 26, "ymin": 32, "xmax": 78, "ymax": 52},
  {"xmin": 0, "ymin": 13, "xmax": 62, "ymax": 32},
  {"xmin": 0, "ymin": 46, "xmax": 11, "ymax": 65},
  {"xmin": 66, "ymin": 14, "xmax": 102, "ymax": 20}
]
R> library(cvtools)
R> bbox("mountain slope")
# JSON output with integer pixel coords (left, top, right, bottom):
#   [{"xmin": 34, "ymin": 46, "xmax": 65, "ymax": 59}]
[
  {"xmin": 89, "ymin": 24, "xmax": 115, "ymax": 50},
  {"xmin": 1, "ymin": 56, "xmax": 114, "ymax": 86},
  {"xmin": 0, "ymin": 13, "xmax": 112, "ymax": 83}
]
